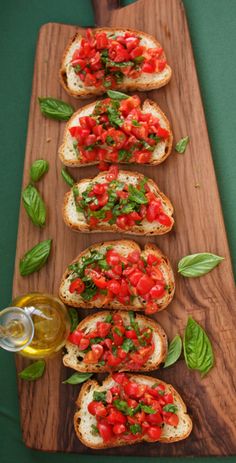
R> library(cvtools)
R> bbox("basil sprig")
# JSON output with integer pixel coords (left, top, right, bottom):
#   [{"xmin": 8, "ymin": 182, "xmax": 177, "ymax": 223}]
[
  {"xmin": 107, "ymin": 90, "xmax": 129, "ymax": 100},
  {"xmin": 19, "ymin": 239, "xmax": 52, "ymax": 276},
  {"xmin": 22, "ymin": 184, "xmax": 46, "ymax": 227},
  {"xmin": 163, "ymin": 404, "xmax": 178, "ymax": 413},
  {"xmin": 178, "ymin": 252, "xmax": 224, "ymax": 277},
  {"xmin": 61, "ymin": 167, "xmax": 75, "ymax": 187},
  {"xmin": 30, "ymin": 159, "xmax": 49, "ymax": 182},
  {"xmin": 184, "ymin": 317, "xmax": 214, "ymax": 377},
  {"xmin": 68, "ymin": 308, "xmax": 79, "ymax": 332},
  {"xmin": 38, "ymin": 97, "xmax": 74, "ymax": 121},
  {"xmin": 175, "ymin": 136, "xmax": 189, "ymax": 153},
  {"xmin": 19, "ymin": 360, "xmax": 45, "ymax": 381},
  {"xmin": 164, "ymin": 335, "xmax": 182, "ymax": 368},
  {"xmin": 63, "ymin": 372, "xmax": 93, "ymax": 385}
]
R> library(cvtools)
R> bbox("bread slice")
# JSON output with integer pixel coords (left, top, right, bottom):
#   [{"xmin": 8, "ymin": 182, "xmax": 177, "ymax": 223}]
[
  {"xmin": 63, "ymin": 170, "xmax": 174, "ymax": 235},
  {"xmin": 63, "ymin": 311, "xmax": 168, "ymax": 373},
  {"xmin": 59, "ymin": 240, "xmax": 175, "ymax": 311},
  {"xmin": 59, "ymin": 99, "xmax": 173, "ymax": 167},
  {"xmin": 74, "ymin": 374, "xmax": 193, "ymax": 449},
  {"xmin": 60, "ymin": 27, "xmax": 172, "ymax": 99}
]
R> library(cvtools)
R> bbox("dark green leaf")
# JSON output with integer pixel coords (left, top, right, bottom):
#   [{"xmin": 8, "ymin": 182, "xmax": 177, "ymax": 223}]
[
  {"xmin": 19, "ymin": 239, "xmax": 52, "ymax": 276},
  {"xmin": 93, "ymin": 390, "xmax": 107, "ymax": 404},
  {"xmin": 178, "ymin": 253, "xmax": 224, "ymax": 277},
  {"xmin": 183, "ymin": 317, "xmax": 214, "ymax": 377},
  {"xmin": 61, "ymin": 167, "xmax": 75, "ymax": 187},
  {"xmin": 114, "ymin": 399, "xmax": 132, "ymax": 415},
  {"xmin": 38, "ymin": 97, "xmax": 74, "ymax": 121},
  {"xmin": 163, "ymin": 404, "xmax": 178, "ymax": 413},
  {"xmin": 90, "ymin": 337, "xmax": 104, "ymax": 345},
  {"xmin": 107, "ymin": 90, "xmax": 129, "ymax": 100},
  {"xmin": 164, "ymin": 335, "xmax": 182, "ymax": 368},
  {"xmin": 105, "ymin": 314, "xmax": 113, "ymax": 323},
  {"xmin": 175, "ymin": 136, "xmax": 189, "ymax": 154},
  {"xmin": 114, "ymin": 327, "xmax": 122, "ymax": 337},
  {"xmin": 22, "ymin": 184, "xmax": 46, "ymax": 227},
  {"xmin": 130, "ymin": 424, "xmax": 141, "ymax": 435},
  {"xmin": 91, "ymin": 424, "xmax": 99, "ymax": 435},
  {"xmin": 19, "ymin": 360, "xmax": 45, "ymax": 381},
  {"xmin": 68, "ymin": 308, "xmax": 79, "ymax": 332},
  {"xmin": 121, "ymin": 338, "xmax": 135, "ymax": 353},
  {"xmin": 118, "ymin": 149, "xmax": 132, "ymax": 162},
  {"xmin": 140, "ymin": 404, "xmax": 156, "ymax": 414},
  {"xmin": 30, "ymin": 159, "xmax": 49, "ymax": 182},
  {"xmin": 63, "ymin": 372, "xmax": 92, "ymax": 384},
  {"xmin": 106, "ymin": 59, "xmax": 134, "ymax": 68},
  {"xmin": 128, "ymin": 185, "xmax": 148, "ymax": 204}
]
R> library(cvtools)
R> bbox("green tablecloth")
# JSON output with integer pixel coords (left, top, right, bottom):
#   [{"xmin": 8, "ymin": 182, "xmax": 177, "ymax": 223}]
[{"xmin": 0, "ymin": 1, "xmax": 235, "ymax": 462}]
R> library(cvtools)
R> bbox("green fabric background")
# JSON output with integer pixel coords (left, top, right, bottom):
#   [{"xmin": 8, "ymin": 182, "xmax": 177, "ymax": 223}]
[{"xmin": 0, "ymin": 1, "xmax": 235, "ymax": 462}]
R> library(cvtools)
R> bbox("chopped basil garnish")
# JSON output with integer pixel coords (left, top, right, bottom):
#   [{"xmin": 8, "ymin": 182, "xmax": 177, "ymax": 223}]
[
  {"xmin": 93, "ymin": 390, "xmax": 107, "ymax": 404},
  {"xmin": 163, "ymin": 404, "xmax": 178, "ymax": 414},
  {"xmin": 130, "ymin": 424, "xmax": 141, "ymax": 435}
]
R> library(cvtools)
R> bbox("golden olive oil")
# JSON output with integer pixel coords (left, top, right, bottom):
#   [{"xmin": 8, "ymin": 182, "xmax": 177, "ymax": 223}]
[{"xmin": 12, "ymin": 293, "xmax": 70, "ymax": 358}]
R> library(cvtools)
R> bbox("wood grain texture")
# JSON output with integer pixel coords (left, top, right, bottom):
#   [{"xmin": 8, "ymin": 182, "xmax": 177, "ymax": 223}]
[{"xmin": 13, "ymin": 0, "xmax": 236, "ymax": 456}]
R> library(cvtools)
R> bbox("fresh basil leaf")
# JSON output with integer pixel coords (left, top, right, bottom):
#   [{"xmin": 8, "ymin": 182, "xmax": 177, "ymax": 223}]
[
  {"xmin": 114, "ymin": 399, "xmax": 132, "ymax": 415},
  {"xmin": 163, "ymin": 404, "xmax": 178, "ymax": 413},
  {"xmin": 63, "ymin": 372, "xmax": 92, "ymax": 385},
  {"xmin": 90, "ymin": 337, "xmax": 104, "ymax": 345},
  {"xmin": 140, "ymin": 404, "xmax": 156, "ymax": 414},
  {"xmin": 128, "ymin": 185, "xmax": 148, "ymax": 204},
  {"xmin": 68, "ymin": 308, "xmax": 79, "ymax": 332},
  {"xmin": 22, "ymin": 184, "xmax": 46, "ymax": 227},
  {"xmin": 19, "ymin": 360, "xmax": 45, "ymax": 381},
  {"xmin": 61, "ymin": 167, "xmax": 75, "ymax": 187},
  {"xmin": 105, "ymin": 314, "xmax": 113, "ymax": 323},
  {"xmin": 183, "ymin": 317, "xmax": 214, "ymax": 377},
  {"xmin": 106, "ymin": 59, "xmax": 134, "ymax": 68},
  {"xmin": 91, "ymin": 424, "xmax": 99, "ymax": 435},
  {"xmin": 38, "ymin": 97, "xmax": 74, "ymax": 121},
  {"xmin": 107, "ymin": 90, "xmax": 129, "ymax": 100},
  {"xmin": 114, "ymin": 327, "xmax": 122, "ymax": 337},
  {"xmin": 178, "ymin": 253, "xmax": 224, "ymax": 277},
  {"xmin": 19, "ymin": 239, "xmax": 52, "ymax": 276},
  {"xmin": 164, "ymin": 335, "xmax": 182, "ymax": 368},
  {"xmin": 175, "ymin": 136, "xmax": 189, "ymax": 154},
  {"xmin": 130, "ymin": 424, "xmax": 141, "ymax": 435},
  {"xmin": 97, "ymin": 259, "xmax": 109, "ymax": 270},
  {"xmin": 93, "ymin": 390, "xmax": 107, "ymax": 404},
  {"xmin": 118, "ymin": 149, "xmax": 132, "ymax": 162},
  {"xmin": 30, "ymin": 159, "xmax": 49, "ymax": 182},
  {"xmin": 121, "ymin": 338, "xmax": 135, "ymax": 353}
]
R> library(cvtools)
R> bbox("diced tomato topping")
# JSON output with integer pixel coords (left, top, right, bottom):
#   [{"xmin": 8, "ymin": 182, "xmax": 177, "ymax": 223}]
[
  {"xmin": 69, "ymin": 278, "xmax": 85, "ymax": 294},
  {"xmin": 67, "ymin": 329, "xmax": 83, "ymax": 345}
]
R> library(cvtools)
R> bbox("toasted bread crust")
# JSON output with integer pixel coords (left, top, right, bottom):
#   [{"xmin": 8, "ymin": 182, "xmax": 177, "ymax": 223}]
[
  {"xmin": 59, "ymin": 240, "xmax": 175, "ymax": 311},
  {"xmin": 74, "ymin": 374, "xmax": 193, "ymax": 448},
  {"xmin": 60, "ymin": 27, "xmax": 172, "ymax": 99},
  {"xmin": 58, "ymin": 98, "xmax": 173, "ymax": 167},
  {"xmin": 63, "ymin": 311, "xmax": 168, "ymax": 372},
  {"xmin": 62, "ymin": 169, "xmax": 174, "ymax": 235}
]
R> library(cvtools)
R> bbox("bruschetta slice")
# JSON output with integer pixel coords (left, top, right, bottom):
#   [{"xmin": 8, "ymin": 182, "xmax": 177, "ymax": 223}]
[
  {"xmin": 60, "ymin": 28, "xmax": 172, "ymax": 98},
  {"xmin": 74, "ymin": 373, "xmax": 192, "ymax": 448},
  {"xmin": 59, "ymin": 240, "xmax": 175, "ymax": 314},
  {"xmin": 63, "ymin": 169, "xmax": 174, "ymax": 235},
  {"xmin": 59, "ymin": 95, "xmax": 172, "ymax": 167},
  {"xmin": 63, "ymin": 311, "xmax": 168, "ymax": 373}
]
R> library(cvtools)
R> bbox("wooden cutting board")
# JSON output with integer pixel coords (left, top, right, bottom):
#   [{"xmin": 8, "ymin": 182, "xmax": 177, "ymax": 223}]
[{"xmin": 12, "ymin": 0, "xmax": 236, "ymax": 456}]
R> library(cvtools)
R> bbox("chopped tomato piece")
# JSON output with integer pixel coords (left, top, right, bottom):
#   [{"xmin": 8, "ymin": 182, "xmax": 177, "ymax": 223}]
[{"xmin": 69, "ymin": 278, "xmax": 85, "ymax": 294}]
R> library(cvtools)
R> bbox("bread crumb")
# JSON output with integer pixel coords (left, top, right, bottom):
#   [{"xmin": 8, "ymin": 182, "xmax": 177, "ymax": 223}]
[
  {"xmin": 46, "ymin": 137, "xmax": 52, "ymax": 143},
  {"xmin": 194, "ymin": 183, "xmax": 200, "ymax": 188}
]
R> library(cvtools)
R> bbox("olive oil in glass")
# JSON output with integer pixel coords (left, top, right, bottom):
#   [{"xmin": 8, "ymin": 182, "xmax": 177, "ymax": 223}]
[{"xmin": 0, "ymin": 293, "xmax": 70, "ymax": 358}]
